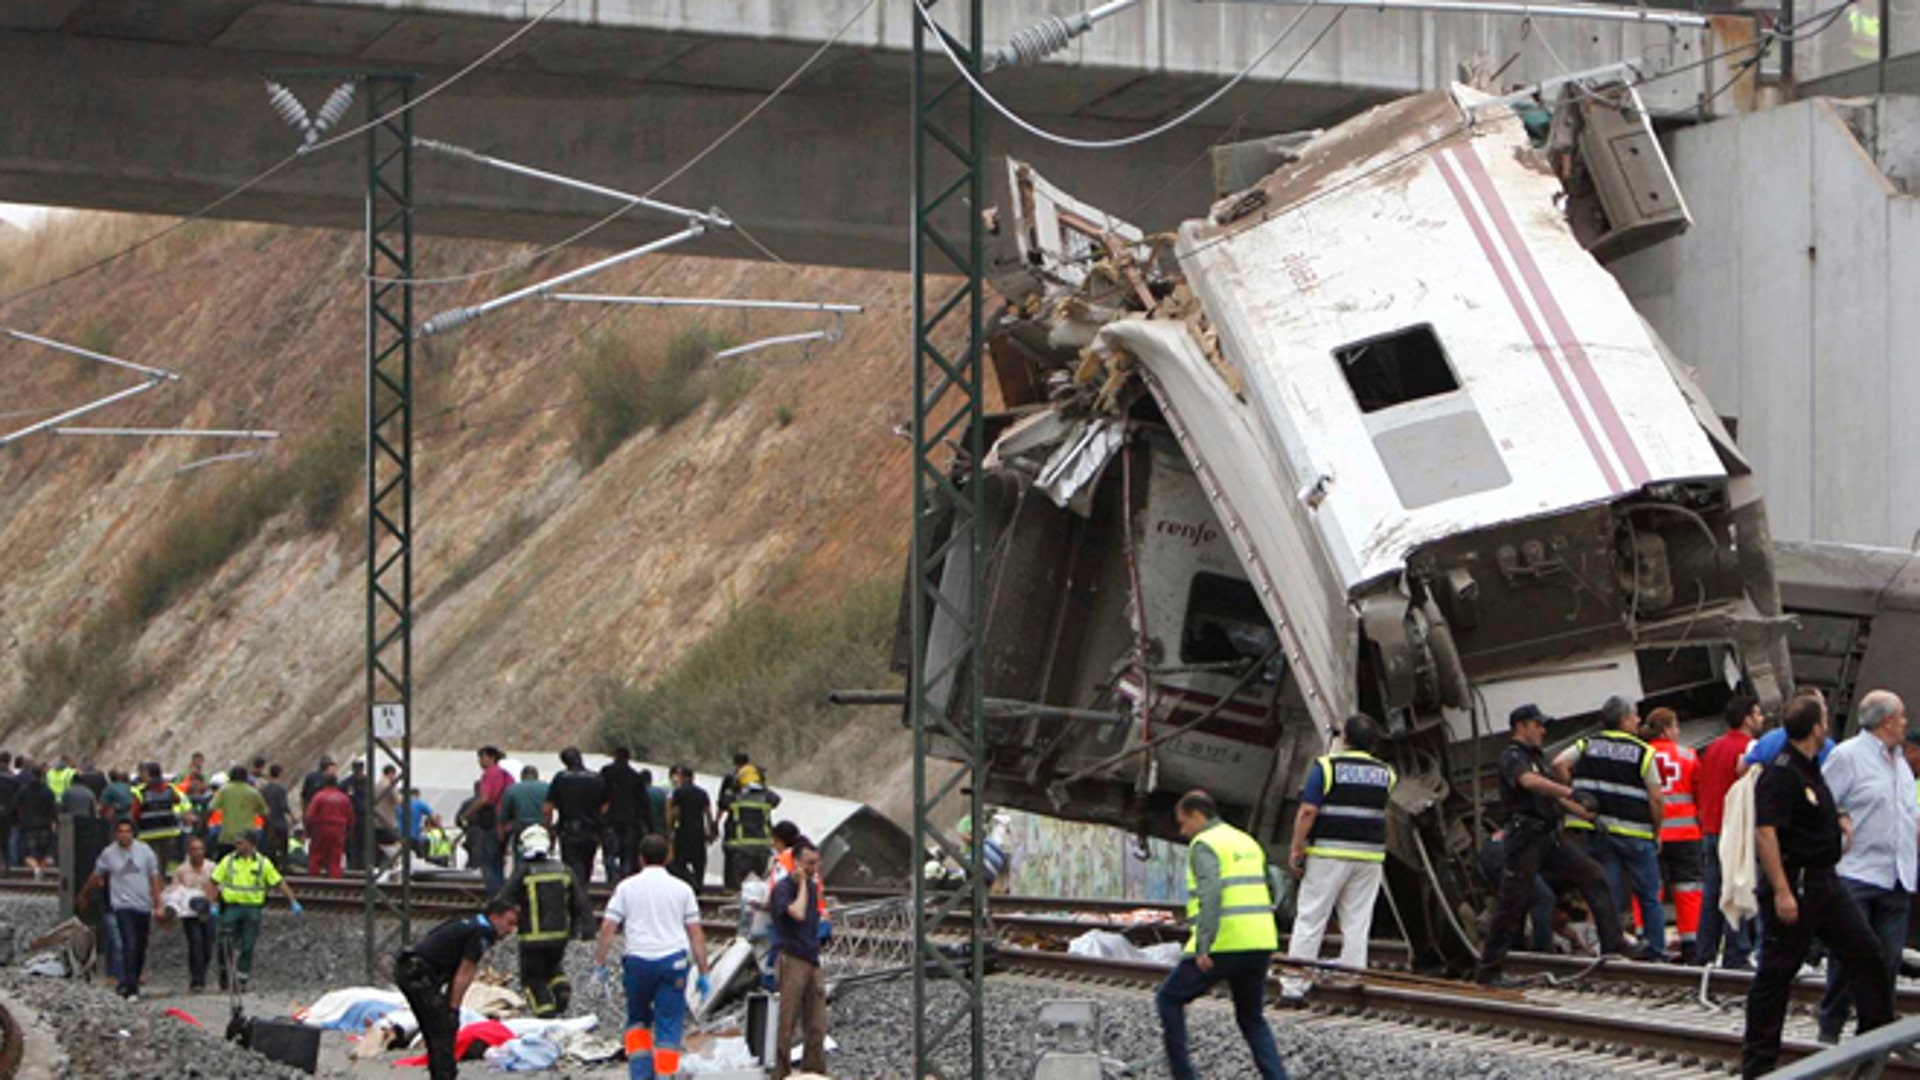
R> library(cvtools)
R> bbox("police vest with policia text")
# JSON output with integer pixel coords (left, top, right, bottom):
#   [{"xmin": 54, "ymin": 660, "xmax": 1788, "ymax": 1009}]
[
  {"xmin": 1304, "ymin": 751, "xmax": 1397, "ymax": 863},
  {"xmin": 1566, "ymin": 730, "xmax": 1657, "ymax": 840}
]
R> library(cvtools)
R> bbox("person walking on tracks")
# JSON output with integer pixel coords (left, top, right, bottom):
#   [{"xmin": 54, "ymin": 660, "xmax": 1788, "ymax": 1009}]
[
  {"xmin": 303, "ymin": 775, "xmax": 355, "ymax": 879},
  {"xmin": 600, "ymin": 747, "xmax": 651, "ymax": 882},
  {"xmin": 666, "ymin": 765, "xmax": 715, "ymax": 893},
  {"xmin": 1476, "ymin": 704, "xmax": 1632, "ymax": 984},
  {"xmin": 501, "ymin": 825, "xmax": 592, "ymax": 1018},
  {"xmin": 769, "ymin": 839, "xmax": 829, "ymax": 1078},
  {"xmin": 1282, "ymin": 713, "xmax": 1396, "ymax": 1002},
  {"xmin": 545, "ymin": 747, "xmax": 607, "ymax": 889},
  {"xmin": 1812, "ymin": 690, "xmax": 1913, "ymax": 1045},
  {"xmin": 1646, "ymin": 707, "xmax": 1706, "ymax": 962},
  {"xmin": 1697, "ymin": 695, "xmax": 1763, "ymax": 969},
  {"xmin": 1555, "ymin": 695, "xmax": 1666, "ymax": 959},
  {"xmin": 1155, "ymin": 789, "xmax": 1287, "ymax": 1080},
  {"xmin": 396, "ymin": 899, "xmax": 520, "ymax": 1080},
  {"xmin": 1743, "ymin": 693, "xmax": 1896, "ymax": 1076},
  {"xmin": 133, "ymin": 761, "xmax": 192, "ymax": 870},
  {"xmin": 79, "ymin": 818, "xmax": 163, "ymax": 1000},
  {"xmin": 211, "ymin": 830, "xmax": 301, "ymax": 990},
  {"xmin": 595, "ymin": 834, "xmax": 712, "ymax": 1080},
  {"xmin": 720, "ymin": 777, "xmax": 779, "ymax": 891}
]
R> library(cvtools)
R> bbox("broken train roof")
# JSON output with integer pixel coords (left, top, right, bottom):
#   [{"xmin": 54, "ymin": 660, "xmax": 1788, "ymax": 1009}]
[{"xmin": 995, "ymin": 84, "xmax": 1727, "ymax": 726}]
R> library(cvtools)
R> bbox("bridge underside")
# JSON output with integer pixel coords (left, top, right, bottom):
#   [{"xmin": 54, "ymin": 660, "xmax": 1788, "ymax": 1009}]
[{"xmin": 0, "ymin": 2, "xmax": 1719, "ymax": 269}]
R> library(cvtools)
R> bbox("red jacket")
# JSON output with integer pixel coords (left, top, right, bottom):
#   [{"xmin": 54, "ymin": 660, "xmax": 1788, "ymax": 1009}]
[
  {"xmin": 1650, "ymin": 737, "xmax": 1701, "ymax": 842},
  {"xmin": 305, "ymin": 787, "xmax": 356, "ymax": 837},
  {"xmin": 1696, "ymin": 729, "xmax": 1753, "ymax": 837}
]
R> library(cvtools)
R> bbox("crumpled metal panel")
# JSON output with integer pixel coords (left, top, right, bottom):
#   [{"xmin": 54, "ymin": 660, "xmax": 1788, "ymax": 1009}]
[{"xmin": 1099, "ymin": 319, "xmax": 1354, "ymax": 730}]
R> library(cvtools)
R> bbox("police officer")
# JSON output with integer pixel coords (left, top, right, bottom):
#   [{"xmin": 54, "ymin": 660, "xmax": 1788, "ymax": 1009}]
[
  {"xmin": 1154, "ymin": 790, "xmax": 1287, "ymax": 1080},
  {"xmin": 1742, "ymin": 694, "xmax": 1895, "ymax": 1077},
  {"xmin": 499, "ymin": 826, "xmax": 592, "ymax": 1017},
  {"xmin": 1476, "ymin": 704, "xmax": 1631, "ymax": 984},
  {"xmin": 1554, "ymin": 695, "xmax": 1665, "ymax": 960},
  {"xmin": 397, "ymin": 901, "xmax": 520, "ymax": 1080},
  {"xmin": 721, "ymin": 780, "xmax": 780, "ymax": 890},
  {"xmin": 1281, "ymin": 713, "xmax": 1396, "ymax": 1001}
]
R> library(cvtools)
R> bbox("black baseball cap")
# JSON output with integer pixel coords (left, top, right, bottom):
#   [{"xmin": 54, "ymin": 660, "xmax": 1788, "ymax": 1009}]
[{"xmin": 1509, "ymin": 703, "xmax": 1553, "ymax": 729}]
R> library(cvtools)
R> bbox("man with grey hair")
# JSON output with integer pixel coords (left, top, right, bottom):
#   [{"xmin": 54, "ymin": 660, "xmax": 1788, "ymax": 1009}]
[{"xmin": 1815, "ymin": 689, "xmax": 1914, "ymax": 1044}]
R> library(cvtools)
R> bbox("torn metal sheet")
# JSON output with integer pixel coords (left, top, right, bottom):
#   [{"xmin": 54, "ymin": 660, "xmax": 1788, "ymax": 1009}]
[{"xmin": 1035, "ymin": 418, "xmax": 1124, "ymax": 517}]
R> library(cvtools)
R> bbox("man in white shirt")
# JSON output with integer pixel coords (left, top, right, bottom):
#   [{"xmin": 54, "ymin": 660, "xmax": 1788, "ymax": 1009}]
[
  {"xmin": 595, "ymin": 834, "xmax": 711, "ymax": 1079},
  {"xmin": 1817, "ymin": 690, "xmax": 1915, "ymax": 1044}
]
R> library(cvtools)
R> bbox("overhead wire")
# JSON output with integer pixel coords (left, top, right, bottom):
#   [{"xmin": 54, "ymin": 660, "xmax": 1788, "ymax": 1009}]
[
  {"xmin": 0, "ymin": 0, "xmax": 573, "ymax": 311},
  {"xmin": 913, "ymin": 0, "xmax": 1326, "ymax": 152},
  {"xmin": 373, "ymin": 0, "xmax": 882, "ymax": 288},
  {"xmin": 1169, "ymin": 0, "xmax": 1858, "ymax": 269},
  {"xmin": 1122, "ymin": 6, "xmax": 1350, "ymax": 221}
]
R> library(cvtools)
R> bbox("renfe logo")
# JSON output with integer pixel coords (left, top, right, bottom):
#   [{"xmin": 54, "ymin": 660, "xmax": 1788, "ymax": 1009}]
[{"xmin": 1155, "ymin": 519, "xmax": 1220, "ymax": 548}]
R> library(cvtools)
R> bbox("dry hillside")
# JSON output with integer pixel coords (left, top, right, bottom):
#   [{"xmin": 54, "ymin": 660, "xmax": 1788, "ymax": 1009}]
[{"xmin": 0, "ymin": 213, "xmax": 947, "ymax": 812}]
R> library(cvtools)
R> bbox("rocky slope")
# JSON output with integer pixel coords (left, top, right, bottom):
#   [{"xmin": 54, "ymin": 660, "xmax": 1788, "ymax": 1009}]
[{"xmin": 0, "ymin": 214, "xmax": 933, "ymax": 801}]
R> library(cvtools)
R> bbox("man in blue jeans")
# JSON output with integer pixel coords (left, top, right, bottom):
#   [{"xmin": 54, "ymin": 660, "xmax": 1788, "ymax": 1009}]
[
  {"xmin": 596, "ymin": 834, "xmax": 711, "ymax": 1079},
  {"xmin": 1814, "ymin": 690, "xmax": 1914, "ymax": 1043},
  {"xmin": 1555, "ymin": 696, "xmax": 1665, "ymax": 959},
  {"xmin": 1155, "ymin": 790, "xmax": 1287, "ymax": 1080}
]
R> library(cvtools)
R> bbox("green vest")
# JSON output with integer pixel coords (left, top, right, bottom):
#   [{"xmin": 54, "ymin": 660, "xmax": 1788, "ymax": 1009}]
[
  {"xmin": 47, "ymin": 767, "xmax": 75, "ymax": 799},
  {"xmin": 213, "ymin": 852, "xmax": 281, "ymax": 906},
  {"xmin": 521, "ymin": 868, "xmax": 576, "ymax": 943},
  {"xmin": 426, "ymin": 828, "xmax": 453, "ymax": 860},
  {"xmin": 1184, "ymin": 822, "xmax": 1278, "ymax": 954}
]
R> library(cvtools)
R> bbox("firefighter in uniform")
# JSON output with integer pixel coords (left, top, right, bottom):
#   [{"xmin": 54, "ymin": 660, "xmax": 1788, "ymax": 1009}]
[
  {"xmin": 1555, "ymin": 695, "xmax": 1666, "ymax": 959},
  {"xmin": 1155, "ymin": 790, "xmax": 1286, "ymax": 1080},
  {"xmin": 1281, "ymin": 714, "xmax": 1396, "ymax": 1001},
  {"xmin": 133, "ymin": 762, "xmax": 192, "ymax": 869},
  {"xmin": 211, "ymin": 830, "xmax": 301, "ymax": 989},
  {"xmin": 721, "ymin": 782, "xmax": 780, "ymax": 891},
  {"xmin": 499, "ymin": 826, "xmax": 592, "ymax": 1017},
  {"xmin": 1646, "ymin": 707, "xmax": 1705, "ymax": 962},
  {"xmin": 1476, "ymin": 704, "xmax": 1632, "ymax": 984}
]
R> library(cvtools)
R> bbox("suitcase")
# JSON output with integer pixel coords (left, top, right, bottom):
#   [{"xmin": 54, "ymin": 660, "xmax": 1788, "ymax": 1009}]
[{"xmin": 242, "ymin": 1017, "xmax": 322, "ymax": 1074}]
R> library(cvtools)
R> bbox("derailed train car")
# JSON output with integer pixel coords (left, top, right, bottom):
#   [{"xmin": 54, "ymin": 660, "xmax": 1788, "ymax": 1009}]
[{"xmin": 904, "ymin": 81, "xmax": 1794, "ymax": 966}]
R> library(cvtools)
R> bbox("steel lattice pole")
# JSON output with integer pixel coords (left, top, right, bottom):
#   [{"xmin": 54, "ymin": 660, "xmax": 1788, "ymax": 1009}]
[
  {"xmin": 910, "ymin": 0, "xmax": 989, "ymax": 1074},
  {"xmin": 364, "ymin": 73, "xmax": 417, "ymax": 981}
]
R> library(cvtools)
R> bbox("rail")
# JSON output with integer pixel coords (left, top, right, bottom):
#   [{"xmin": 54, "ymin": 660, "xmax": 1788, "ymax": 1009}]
[{"xmin": 1767, "ymin": 1015, "xmax": 1920, "ymax": 1079}]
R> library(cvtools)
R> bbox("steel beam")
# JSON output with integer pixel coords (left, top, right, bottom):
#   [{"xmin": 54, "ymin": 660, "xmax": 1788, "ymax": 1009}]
[{"xmin": 910, "ymin": 1, "xmax": 989, "ymax": 1075}]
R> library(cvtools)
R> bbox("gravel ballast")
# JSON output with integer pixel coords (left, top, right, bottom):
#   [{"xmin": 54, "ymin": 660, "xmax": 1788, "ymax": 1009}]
[{"xmin": 0, "ymin": 894, "xmax": 1631, "ymax": 1078}]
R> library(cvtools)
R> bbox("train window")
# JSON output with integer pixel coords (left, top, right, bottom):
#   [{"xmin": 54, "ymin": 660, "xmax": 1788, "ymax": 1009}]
[
  {"xmin": 1181, "ymin": 572, "xmax": 1277, "ymax": 666},
  {"xmin": 1334, "ymin": 324, "xmax": 1460, "ymax": 413}
]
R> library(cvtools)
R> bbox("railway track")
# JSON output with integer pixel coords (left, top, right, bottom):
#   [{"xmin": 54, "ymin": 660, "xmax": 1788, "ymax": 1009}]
[{"xmin": 6, "ymin": 871, "xmax": 1912, "ymax": 1074}]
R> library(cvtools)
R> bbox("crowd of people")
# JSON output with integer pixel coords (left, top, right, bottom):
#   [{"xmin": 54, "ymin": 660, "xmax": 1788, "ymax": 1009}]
[
  {"xmin": 1221, "ymin": 684, "xmax": 1913, "ymax": 1080},
  {"xmin": 399, "ymin": 747, "xmax": 826, "ymax": 1080}
]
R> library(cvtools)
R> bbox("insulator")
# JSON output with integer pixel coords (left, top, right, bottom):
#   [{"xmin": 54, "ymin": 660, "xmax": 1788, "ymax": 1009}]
[
  {"xmin": 313, "ymin": 82, "xmax": 357, "ymax": 133},
  {"xmin": 264, "ymin": 81, "xmax": 311, "ymax": 132},
  {"xmin": 985, "ymin": 13, "xmax": 1095, "ymax": 71},
  {"xmin": 420, "ymin": 307, "xmax": 480, "ymax": 337}
]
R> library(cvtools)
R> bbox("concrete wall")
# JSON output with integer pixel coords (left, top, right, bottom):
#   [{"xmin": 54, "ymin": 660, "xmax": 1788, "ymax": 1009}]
[{"xmin": 1613, "ymin": 96, "xmax": 1920, "ymax": 549}]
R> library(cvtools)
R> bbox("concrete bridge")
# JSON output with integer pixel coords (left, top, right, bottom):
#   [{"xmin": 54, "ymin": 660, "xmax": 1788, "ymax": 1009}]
[{"xmin": 0, "ymin": 0, "xmax": 1726, "ymax": 269}]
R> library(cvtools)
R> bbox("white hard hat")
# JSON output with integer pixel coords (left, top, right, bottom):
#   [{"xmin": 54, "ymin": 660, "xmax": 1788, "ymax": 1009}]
[
  {"xmin": 207, "ymin": 771, "xmax": 227, "ymax": 789},
  {"xmin": 518, "ymin": 825, "xmax": 552, "ymax": 860}
]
